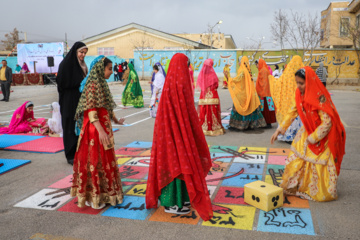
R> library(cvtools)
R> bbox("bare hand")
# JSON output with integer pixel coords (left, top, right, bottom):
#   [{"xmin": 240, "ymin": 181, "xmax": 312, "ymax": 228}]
[
  {"xmin": 270, "ymin": 129, "xmax": 281, "ymax": 145},
  {"xmin": 118, "ymin": 118, "xmax": 125, "ymax": 125},
  {"xmin": 131, "ymin": 80, "xmax": 134, "ymax": 84},
  {"xmin": 99, "ymin": 130, "xmax": 110, "ymax": 146}
]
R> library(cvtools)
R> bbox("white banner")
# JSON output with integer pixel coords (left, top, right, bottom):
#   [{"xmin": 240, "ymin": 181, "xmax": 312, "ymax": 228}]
[{"xmin": 17, "ymin": 42, "xmax": 64, "ymax": 73}]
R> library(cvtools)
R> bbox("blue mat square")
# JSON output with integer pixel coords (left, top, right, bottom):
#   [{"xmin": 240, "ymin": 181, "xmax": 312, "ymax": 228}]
[
  {"xmin": 228, "ymin": 163, "xmax": 264, "ymax": 175},
  {"xmin": 257, "ymin": 208, "xmax": 315, "ymax": 235},
  {"xmin": 112, "ymin": 128, "xmax": 119, "ymax": 132},
  {"xmin": 222, "ymin": 115, "xmax": 230, "ymax": 120},
  {"xmin": 0, "ymin": 134, "xmax": 44, "ymax": 148},
  {"xmin": 221, "ymin": 173, "xmax": 262, "ymax": 187},
  {"xmin": 126, "ymin": 141, "xmax": 152, "ymax": 149},
  {"xmin": 0, "ymin": 159, "xmax": 31, "ymax": 175},
  {"xmin": 101, "ymin": 196, "xmax": 152, "ymax": 220}
]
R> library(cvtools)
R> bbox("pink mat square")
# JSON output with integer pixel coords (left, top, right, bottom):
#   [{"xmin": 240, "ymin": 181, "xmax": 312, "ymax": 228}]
[
  {"xmin": 48, "ymin": 175, "xmax": 73, "ymax": 189},
  {"xmin": 221, "ymin": 112, "xmax": 230, "ymax": 116},
  {"xmin": 57, "ymin": 197, "xmax": 102, "ymax": 215},
  {"xmin": 268, "ymin": 155, "xmax": 287, "ymax": 165},
  {"xmin": 206, "ymin": 172, "xmax": 224, "ymax": 185},
  {"xmin": 222, "ymin": 120, "xmax": 230, "ymax": 124},
  {"xmin": 5, "ymin": 137, "xmax": 64, "ymax": 153}
]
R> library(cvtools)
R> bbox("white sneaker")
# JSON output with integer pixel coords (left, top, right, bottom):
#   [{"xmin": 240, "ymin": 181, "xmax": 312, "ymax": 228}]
[
  {"xmin": 91, "ymin": 202, "xmax": 106, "ymax": 209},
  {"xmin": 85, "ymin": 201, "xmax": 91, "ymax": 207},
  {"xmin": 164, "ymin": 205, "xmax": 190, "ymax": 215},
  {"xmin": 184, "ymin": 202, "xmax": 191, "ymax": 207}
]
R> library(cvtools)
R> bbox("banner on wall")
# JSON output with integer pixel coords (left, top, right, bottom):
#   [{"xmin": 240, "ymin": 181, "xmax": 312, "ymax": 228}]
[{"xmin": 17, "ymin": 42, "xmax": 64, "ymax": 73}]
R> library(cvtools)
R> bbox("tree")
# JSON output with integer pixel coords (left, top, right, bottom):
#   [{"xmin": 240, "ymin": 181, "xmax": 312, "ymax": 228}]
[
  {"xmin": 271, "ymin": 9, "xmax": 288, "ymax": 57},
  {"xmin": 1, "ymin": 28, "xmax": 23, "ymax": 51},
  {"xmin": 131, "ymin": 30, "xmax": 154, "ymax": 80},
  {"xmin": 271, "ymin": 10, "xmax": 321, "ymax": 65},
  {"xmin": 344, "ymin": 17, "xmax": 360, "ymax": 77}
]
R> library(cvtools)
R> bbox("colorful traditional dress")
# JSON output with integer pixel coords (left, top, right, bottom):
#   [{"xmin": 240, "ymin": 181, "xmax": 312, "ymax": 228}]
[
  {"xmin": 122, "ymin": 63, "xmax": 144, "ymax": 108},
  {"xmin": 71, "ymin": 56, "xmax": 123, "ymax": 208},
  {"xmin": 189, "ymin": 64, "xmax": 195, "ymax": 97},
  {"xmin": 48, "ymin": 102, "xmax": 63, "ymax": 137},
  {"xmin": 0, "ymin": 101, "xmax": 47, "ymax": 134},
  {"xmin": 197, "ymin": 59, "xmax": 225, "ymax": 136},
  {"xmin": 269, "ymin": 56, "xmax": 304, "ymax": 141},
  {"xmin": 228, "ymin": 56, "xmax": 266, "ymax": 130},
  {"xmin": 223, "ymin": 64, "xmax": 230, "ymax": 88},
  {"xmin": 278, "ymin": 67, "xmax": 346, "ymax": 202},
  {"xmin": 256, "ymin": 59, "xmax": 276, "ymax": 125},
  {"xmin": 146, "ymin": 53, "xmax": 213, "ymax": 221}
]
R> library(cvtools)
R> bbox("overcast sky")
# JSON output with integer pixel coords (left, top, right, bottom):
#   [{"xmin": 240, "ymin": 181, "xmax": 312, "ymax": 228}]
[{"xmin": 1, "ymin": 0, "xmax": 332, "ymax": 49}]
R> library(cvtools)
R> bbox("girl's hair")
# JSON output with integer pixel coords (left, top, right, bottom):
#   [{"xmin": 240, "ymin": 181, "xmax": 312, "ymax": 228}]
[
  {"xmin": 275, "ymin": 64, "xmax": 279, "ymax": 70},
  {"xmin": 295, "ymin": 68, "xmax": 306, "ymax": 80},
  {"xmin": 104, "ymin": 58, "xmax": 112, "ymax": 67},
  {"xmin": 153, "ymin": 64, "xmax": 159, "ymax": 71}
]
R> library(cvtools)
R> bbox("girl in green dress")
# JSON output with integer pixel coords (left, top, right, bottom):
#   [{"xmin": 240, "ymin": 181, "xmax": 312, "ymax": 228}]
[{"xmin": 121, "ymin": 63, "xmax": 144, "ymax": 108}]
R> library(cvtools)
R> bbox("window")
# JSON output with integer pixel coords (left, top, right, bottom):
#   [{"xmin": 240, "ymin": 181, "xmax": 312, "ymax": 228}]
[
  {"xmin": 320, "ymin": 29, "xmax": 324, "ymax": 41},
  {"xmin": 356, "ymin": 14, "xmax": 360, "ymax": 28},
  {"xmin": 340, "ymin": 18, "xmax": 350, "ymax": 37},
  {"xmin": 97, "ymin": 47, "xmax": 114, "ymax": 56}
]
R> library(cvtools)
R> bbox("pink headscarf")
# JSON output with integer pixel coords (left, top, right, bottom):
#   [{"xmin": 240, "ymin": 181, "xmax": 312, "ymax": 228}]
[
  {"xmin": 0, "ymin": 101, "xmax": 34, "ymax": 134},
  {"xmin": 267, "ymin": 66, "xmax": 273, "ymax": 75},
  {"xmin": 196, "ymin": 59, "xmax": 219, "ymax": 91}
]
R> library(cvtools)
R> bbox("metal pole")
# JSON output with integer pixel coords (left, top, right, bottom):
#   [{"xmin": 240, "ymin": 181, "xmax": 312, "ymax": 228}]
[{"xmin": 24, "ymin": 32, "xmax": 27, "ymax": 42}]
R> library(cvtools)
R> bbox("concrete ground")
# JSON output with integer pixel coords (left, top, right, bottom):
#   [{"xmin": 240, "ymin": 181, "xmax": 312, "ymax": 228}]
[{"xmin": 0, "ymin": 81, "xmax": 359, "ymax": 240}]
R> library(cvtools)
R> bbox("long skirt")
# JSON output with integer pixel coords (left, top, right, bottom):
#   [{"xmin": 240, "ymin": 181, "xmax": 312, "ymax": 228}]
[
  {"xmin": 229, "ymin": 106, "xmax": 266, "ymax": 130},
  {"xmin": 262, "ymin": 98, "xmax": 276, "ymax": 124},
  {"xmin": 160, "ymin": 178, "xmax": 190, "ymax": 208},
  {"xmin": 277, "ymin": 116, "xmax": 303, "ymax": 142},
  {"xmin": 122, "ymin": 82, "xmax": 144, "ymax": 108},
  {"xmin": 71, "ymin": 107, "xmax": 124, "ymax": 208}
]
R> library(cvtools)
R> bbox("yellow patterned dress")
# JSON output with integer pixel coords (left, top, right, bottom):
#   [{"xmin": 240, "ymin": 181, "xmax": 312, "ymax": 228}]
[{"xmin": 278, "ymin": 99, "xmax": 338, "ymax": 201}]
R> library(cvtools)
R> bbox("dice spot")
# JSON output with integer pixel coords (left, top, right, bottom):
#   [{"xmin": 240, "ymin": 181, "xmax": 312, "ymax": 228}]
[
  {"xmin": 256, "ymin": 197, "xmax": 260, "ymax": 202},
  {"xmin": 260, "ymin": 185, "xmax": 266, "ymax": 188},
  {"xmin": 272, "ymin": 197, "xmax": 276, "ymax": 202},
  {"xmin": 274, "ymin": 201, "xmax": 278, "ymax": 207},
  {"xmin": 276, "ymin": 195, "xmax": 279, "ymax": 201},
  {"xmin": 252, "ymin": 195, "xmax": 255, "ymax": 200}
]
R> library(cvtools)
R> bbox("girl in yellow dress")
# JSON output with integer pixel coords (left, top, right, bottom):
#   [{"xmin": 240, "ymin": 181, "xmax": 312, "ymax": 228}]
[{"xmin": 271, "ymin": 67, "xmax": 346, "ymax": 201}]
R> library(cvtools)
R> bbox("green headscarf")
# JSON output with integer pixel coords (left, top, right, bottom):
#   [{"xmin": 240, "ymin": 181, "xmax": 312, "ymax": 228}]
[
  {"xmin": 75, "ymin": 57, "xmax": 117, "ymax": 128},
  {"xmin": 164, "ymin": 59, "xmax": 171, "ymax": 74},
  {"xmin": 123, "ymin": 63, "xmax": 143, "ymax": 99}
]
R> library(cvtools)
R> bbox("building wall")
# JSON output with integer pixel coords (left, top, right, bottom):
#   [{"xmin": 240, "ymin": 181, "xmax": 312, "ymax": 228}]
[
  {"xmin": 237, "ymin": 49, "xmax": 359, "ymax": 79},
  {"xmin": 133, "ymin": 49, "xmax": 237, "ymax": 77},
  {"xmin": 321, "ymin": 2, "xmax": 357, "ymax": 48},
  {"xmin": 175, "ymin": 33, "xmax": 229, "ymax": 49},
  {"xmin": 84, "ymin": 29, "xmax": 195, "ymax": 59}
]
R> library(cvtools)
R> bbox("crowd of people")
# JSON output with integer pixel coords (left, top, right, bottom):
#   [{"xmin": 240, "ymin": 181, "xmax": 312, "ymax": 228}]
[{"xmin": 0, "ymin": 41, "xmax": 346, "ymax": 220}]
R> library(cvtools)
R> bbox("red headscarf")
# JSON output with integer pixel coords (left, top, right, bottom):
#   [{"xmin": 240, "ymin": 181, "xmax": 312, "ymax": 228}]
[
  {"xmin": 0, "ymin": 101, "xmax": 33, "ymax": 134},
  {"xmin": 196, "ymin": 59, "xmax": 219, "ymax": 91},
  {"xmin": 146, "ymin": 53, "xmax": 213, "ymax": 221},
  {"xmin": 295, "ymin": 66, "xmax": 346, "ymax": 175},
  {"xmin": 256, "ymin": 59, "xmax": 272, "ymax": 97}
]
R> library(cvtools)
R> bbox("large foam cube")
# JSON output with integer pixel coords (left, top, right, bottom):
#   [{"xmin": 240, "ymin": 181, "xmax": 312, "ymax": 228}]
[{"xmin": 244, "ymin": 180, "xmax": 283, "ymax": 212}]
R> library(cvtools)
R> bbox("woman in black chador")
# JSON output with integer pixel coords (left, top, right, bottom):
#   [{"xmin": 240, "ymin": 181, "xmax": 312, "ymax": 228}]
[{"xmin": 56, "ymin": 42, "xmax": 88, "ymax": 165}]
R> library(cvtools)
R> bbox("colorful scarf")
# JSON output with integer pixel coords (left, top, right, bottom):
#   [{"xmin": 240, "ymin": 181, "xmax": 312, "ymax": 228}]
[
  {"xmin": 256, "ymin": 59, "xmax": 272, "ymax": 97},
  {"xmin": 229, "ymin": 56, "xmax": 261, "ymax": 116},
  {"xmin": 146, "ymin": 53, "xmax": 213, "ymax": 221},
  {"xmin": 295, "ymin": 66, "xmax": 346, "ymax": 175},
  {"xmin": 75, "ymin": 56, "xmax": 117, "ymax": 129},
  {"xmin": 0, "ymin": 101, "xmax": 33, "ymax": 133},
  {"xmin": 269, "ymin": 55, "xmax": 304, "ymax": 124}
]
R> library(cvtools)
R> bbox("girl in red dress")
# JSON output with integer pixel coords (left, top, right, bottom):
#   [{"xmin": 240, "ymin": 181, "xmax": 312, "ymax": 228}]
[
  {"xmin": 197, "ymin": 59, "xmax": 225, "ymax": 136},
  {"xmin": 71, "ymin": 56, "xmax": 125, "ymax": 209}
]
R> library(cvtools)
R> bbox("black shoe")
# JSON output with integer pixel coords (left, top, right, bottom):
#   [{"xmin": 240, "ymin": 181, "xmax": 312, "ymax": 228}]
[
  {"xmin": 67, "ymin": 159, "xmax": 74, "ymax": 165},
  {"xmin": 0, "ymin": 99, "xmax": 5, "ymax": 101},
  {"xmin": 164, "ymin": 205, "xmax": 190, "ymax": 215},
  {"xmin": 183, "ymin": 202, "xmax": 191, "ymax": 207},
  {"xmin": 5, "ymin": 100, "xmax": 9, "ymax": 102}
]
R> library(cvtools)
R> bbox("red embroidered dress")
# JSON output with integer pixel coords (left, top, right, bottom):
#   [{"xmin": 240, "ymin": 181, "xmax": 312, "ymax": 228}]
[{"xmin": 197, "ymin": 59, "xmax": 225, "ymax": 136}]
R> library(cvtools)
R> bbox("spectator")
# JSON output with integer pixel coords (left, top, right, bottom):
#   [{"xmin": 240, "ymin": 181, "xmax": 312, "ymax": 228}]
[
  {"xmin": 113, "ymin": 63, "xmax": 119, "ymax": 81},
  {"xmin": 0, "ymin": 60, "xmax": 12, "ymax": 102},
  {"xmin": 316, "ymin": 62, "xmax": 328, "ymax": 87}
]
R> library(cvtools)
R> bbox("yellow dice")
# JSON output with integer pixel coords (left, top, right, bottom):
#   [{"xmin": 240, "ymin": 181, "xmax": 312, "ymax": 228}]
[{"xmin": 244, "ymin": 181, "xmax": 283, "ymax": 212}]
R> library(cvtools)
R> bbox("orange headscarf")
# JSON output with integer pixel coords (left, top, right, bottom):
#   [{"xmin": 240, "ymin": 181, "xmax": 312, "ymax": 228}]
[
  {"xmin": 269, "ymin": 56, "xmax": 304, "ymax": 124},
  {"xmin": 256, "ymin": 59, "xmax": 271, "ymax": 97},
  {"xmin": 295, "ymin": 66, "xmax": 346, "ymax": 175},
  {"xmin": 228, "ymin": 56, "xmax": 260, "ymax": 116}
]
